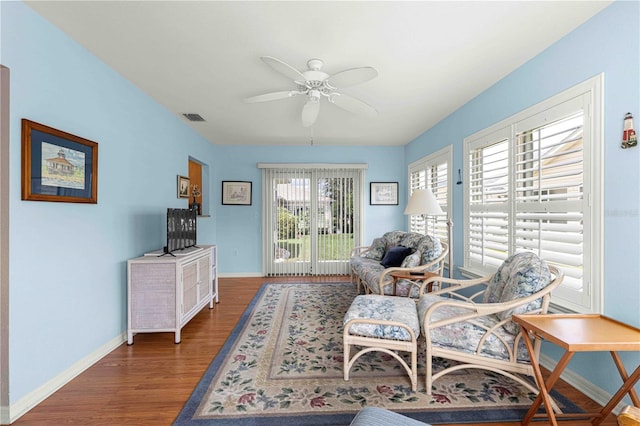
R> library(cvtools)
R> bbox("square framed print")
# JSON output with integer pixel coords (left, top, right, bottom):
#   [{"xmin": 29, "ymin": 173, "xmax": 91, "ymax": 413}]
[
  {"xmin": 222, "ymin": 181, "xmax": 252, "ymax": 205},
  {"xmin": 370, "ymin": 182, "xmax": 398, "ymax": 205},
  {"xmin": 21, "ymin": 119, "xmax": 98, "ymax": 203},
  {"xmin": 177, "ymin": 175, "xmax": 190, "ymax": 198}
]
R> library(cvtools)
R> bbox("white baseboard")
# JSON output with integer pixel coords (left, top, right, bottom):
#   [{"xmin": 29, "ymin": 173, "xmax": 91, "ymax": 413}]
[
  {"xmin": 9, "ymin": 333, "xmax": 126, "ymax": 423},
  {"xmin": 539, "ymin": 353, "xmax": 627, "ymax": 415},
  {"xmin": 0, "ymin": 404, "xmax": 8, "ymax": 425},
  {"xmin": 218, "ymin": 272, "xmax": 263, "ymax": 278}
]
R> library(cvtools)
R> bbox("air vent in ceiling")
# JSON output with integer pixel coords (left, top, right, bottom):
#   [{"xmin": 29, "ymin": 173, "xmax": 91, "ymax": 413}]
[{"xmin": 182, "ymin": 113, "xmax": 205, "ymax": 122}]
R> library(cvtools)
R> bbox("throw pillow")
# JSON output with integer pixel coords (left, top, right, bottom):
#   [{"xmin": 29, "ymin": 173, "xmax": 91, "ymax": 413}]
[
  {"xmin": 400, "ymin": 251, "xmax": 421, "ymax": 268},
  {"xmin": 363, "ymin": 237, "xmax": 386, "ymax": 261},
  {"xmin": 417, "ymin": 236, "xmax": 443, "ymax": 265},
  {"xmin": 484, "ymin": 252, "xmax": 552, "ymax": 335},
  {"xmin": 381, "ymin": 245, "xmax": 413, "ymax": 268}
]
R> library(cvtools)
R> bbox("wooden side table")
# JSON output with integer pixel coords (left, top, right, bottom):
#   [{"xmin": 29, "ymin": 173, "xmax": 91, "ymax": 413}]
[
  {"xmin": 388, "ymin": 270, "xmax": 438, "ymax": 296},
  {"xmin": 513, "ymin": 314, "xmax": 640, "ymax": 426}
]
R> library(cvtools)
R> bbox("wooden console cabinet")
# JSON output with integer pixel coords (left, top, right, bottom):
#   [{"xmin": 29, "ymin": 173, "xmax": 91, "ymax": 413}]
[{"xmin": 127, "ymin": 245, "xmax": 218, "ymax": 344}]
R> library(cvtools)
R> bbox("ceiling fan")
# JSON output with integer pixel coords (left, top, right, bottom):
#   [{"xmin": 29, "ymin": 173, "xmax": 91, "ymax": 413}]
[{"xmin": 244, "ymin": 56, "xmax": 378, "ymax": 127}]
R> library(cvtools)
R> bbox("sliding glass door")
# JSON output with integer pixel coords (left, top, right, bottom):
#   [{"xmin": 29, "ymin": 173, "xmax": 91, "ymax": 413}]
[{"xmin": 261, "ymin": 165, "xmax": 364, "ymax": 276}]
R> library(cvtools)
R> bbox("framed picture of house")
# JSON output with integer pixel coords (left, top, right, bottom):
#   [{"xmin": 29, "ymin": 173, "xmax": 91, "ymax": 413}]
[
  {"xmin": 370, "ymin": 182, "xmax": 398, "ymax": 205},
  {"xmin": 177, "ymin": 175, "xmax": 190, "ymax": 198},
  {"xmin": 21, "ymin": 119, "xmax": 98, "ymax": 203},
  {"xmin": 222, "ymin": 181, "xmax": 252, "ymax": 205}
]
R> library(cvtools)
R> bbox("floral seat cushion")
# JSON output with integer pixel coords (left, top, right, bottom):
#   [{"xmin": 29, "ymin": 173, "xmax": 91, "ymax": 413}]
[
  {"xmin": 344, "ymin": 295, "xmax": 420, "ymax": 342},
  {"xmin": 349, "ymin": 256, "xmax": 373, "ymax": 277},
  {"xmin": 417, "ymin": 294, "xmax": 530, "ymax": 362}
]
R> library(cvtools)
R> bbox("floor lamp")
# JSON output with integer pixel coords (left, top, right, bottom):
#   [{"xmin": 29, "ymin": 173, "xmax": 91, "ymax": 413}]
[{"xmin": 404, "ymin": 189, "xmax": 454, "ymax": 278}]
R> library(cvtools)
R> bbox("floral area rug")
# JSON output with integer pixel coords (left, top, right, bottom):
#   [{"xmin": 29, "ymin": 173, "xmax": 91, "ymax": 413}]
[{"xmin": 173, "ymin": 283, "xmax": 581, "ymax": 425}]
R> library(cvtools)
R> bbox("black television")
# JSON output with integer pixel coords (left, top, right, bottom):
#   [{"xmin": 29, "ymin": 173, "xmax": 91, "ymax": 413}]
[{"xmin": 164, "ymin": 208, "xmax": 197, "ymax": 254}]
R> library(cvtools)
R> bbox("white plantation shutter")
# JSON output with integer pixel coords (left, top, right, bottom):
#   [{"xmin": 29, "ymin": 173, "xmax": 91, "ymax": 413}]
[
  {"xmin": 428, "ymin": 161, "xmax": 449, "ymax": 244},
  {"xmin": 514, "ymin": 110, "xmax": 585, "ymax": 298},
  {"xmin": 409, "ymin": 168, "xmax": 427, "ymax": 234},
  {"xmin": 467, "ymin": 132, "xmax": 510, "ymax": 270},
  {"xmin": 408, "ymin": 146, "xmax": 452, "ymax": 263},
  {"xmin": 463, "ymin": 75, "xmax": 603, "ymax": 313}
]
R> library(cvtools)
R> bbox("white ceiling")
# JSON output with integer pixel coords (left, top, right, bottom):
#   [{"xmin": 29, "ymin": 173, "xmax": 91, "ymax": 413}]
[{"xmin": 25, "ymin": 1, "xmax": 611, "ymax": 147}]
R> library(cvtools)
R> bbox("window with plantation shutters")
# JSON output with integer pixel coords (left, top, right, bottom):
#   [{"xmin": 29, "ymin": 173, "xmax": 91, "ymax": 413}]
[
  {"xmin": 463, "ymin": 75, "xmax": 603, "ymax": 314},
  {"xmin": 408, "ymin": 146, "xmax": 452, "ymax": 265}
]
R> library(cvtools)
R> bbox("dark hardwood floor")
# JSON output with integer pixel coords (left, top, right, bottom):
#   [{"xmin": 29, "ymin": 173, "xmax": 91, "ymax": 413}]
[{"xmin": 12, "ymin": 277, "xmax": 616, "ymax": 425}]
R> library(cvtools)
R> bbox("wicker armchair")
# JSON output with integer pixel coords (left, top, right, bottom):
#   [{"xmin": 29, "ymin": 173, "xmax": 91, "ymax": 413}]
[{"xmin": 417, "ymin": 252, "xmax": 564, "ymax": 395}]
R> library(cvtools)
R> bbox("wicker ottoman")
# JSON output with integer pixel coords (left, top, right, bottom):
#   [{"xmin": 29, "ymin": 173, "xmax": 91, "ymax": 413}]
[{"xmin": 343, "ymin": 294, "xmax": 420, "ymax": 391}]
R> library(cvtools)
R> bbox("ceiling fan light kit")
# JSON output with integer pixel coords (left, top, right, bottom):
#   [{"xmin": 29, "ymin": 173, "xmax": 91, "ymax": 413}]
[{"xmin": 244, "ymin": 56, "xmax": 378, "ymax": 127}]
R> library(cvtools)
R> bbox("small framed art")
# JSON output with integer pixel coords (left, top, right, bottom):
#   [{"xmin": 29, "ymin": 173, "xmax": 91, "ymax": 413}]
[
  {"xmin": 21, "ymin": 119, "xmax": 98, "ymax": 203},
  {"xmin": 222, "ymin": 181, "xmax": 252, "ymax": 205},
  {"xmin": 177, "ymin": 175, "xmax": 190, "ymax": 198},
  {"xmin": 370, "ymin": 182, "xmax": 398, "ymax": 205}
]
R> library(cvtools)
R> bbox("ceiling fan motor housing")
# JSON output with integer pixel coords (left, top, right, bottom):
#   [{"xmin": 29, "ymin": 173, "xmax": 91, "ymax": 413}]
[{"xmin": 301, "ymin": 70, "xmax": 329, "ymax": 83}]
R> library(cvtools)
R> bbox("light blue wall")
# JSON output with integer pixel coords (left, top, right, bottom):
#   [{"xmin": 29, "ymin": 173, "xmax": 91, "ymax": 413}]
[
  {"xmin": 405, "ymin": 0, "xmax": 640, "ymax": 399},
  {"xmin": 2, "ymin": 2, "xmax": 218, "ymax": 403},
  {"xmin": 215, "ymin": 145, "xmax": 406, "ymax": 273}
]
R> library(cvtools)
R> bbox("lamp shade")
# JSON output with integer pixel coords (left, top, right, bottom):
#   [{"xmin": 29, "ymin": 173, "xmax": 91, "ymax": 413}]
[{"xmin": 404, "ymin": 189, "xmax": 444, "ymax": 216}]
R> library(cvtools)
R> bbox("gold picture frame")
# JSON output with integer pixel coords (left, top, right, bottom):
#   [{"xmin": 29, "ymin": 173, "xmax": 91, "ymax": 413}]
[{"xmin": 21, "ymin": 119, "xmax": 98, "ymax": 203}]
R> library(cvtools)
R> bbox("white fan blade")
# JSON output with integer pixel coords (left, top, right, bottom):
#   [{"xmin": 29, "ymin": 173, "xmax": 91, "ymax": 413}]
[
  {"xmin": 301, "ymin": 100, "xmax": 320, "ymax": 127},
  {"xmin": 244, "ymin": 91, "xmax": 299, "ymax": 103},
  {"xmin": 261, "ymin": 56, "xmax": 306, "ymax": 82},
  {"xmin": 329, "ymin": 93, "xmax": 377, "ymax": 117},
  {"xmin": 327, "ymin": 67, "xmax": 378, "ymax": 88}
]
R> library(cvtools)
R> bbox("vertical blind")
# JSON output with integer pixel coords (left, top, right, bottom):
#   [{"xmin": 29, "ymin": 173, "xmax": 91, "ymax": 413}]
[{"xmin": 260, "ymin": 164, "xmax": 365, "ymax": 276}]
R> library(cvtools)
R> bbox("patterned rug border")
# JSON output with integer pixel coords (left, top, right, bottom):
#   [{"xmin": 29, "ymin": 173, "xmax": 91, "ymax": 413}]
[{"xmin": 173, "ymin": 282, "xmax": 582, "ymax": 425}]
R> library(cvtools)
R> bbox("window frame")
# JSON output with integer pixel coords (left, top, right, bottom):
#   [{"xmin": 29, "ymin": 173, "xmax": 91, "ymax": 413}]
[
  {"xmin": 407, "ymin": 146, "xmax": 453, "ymax": 268},
  {"xmin": 461, "ymin": 74, "xmax": 603, "ymax": 314}
]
